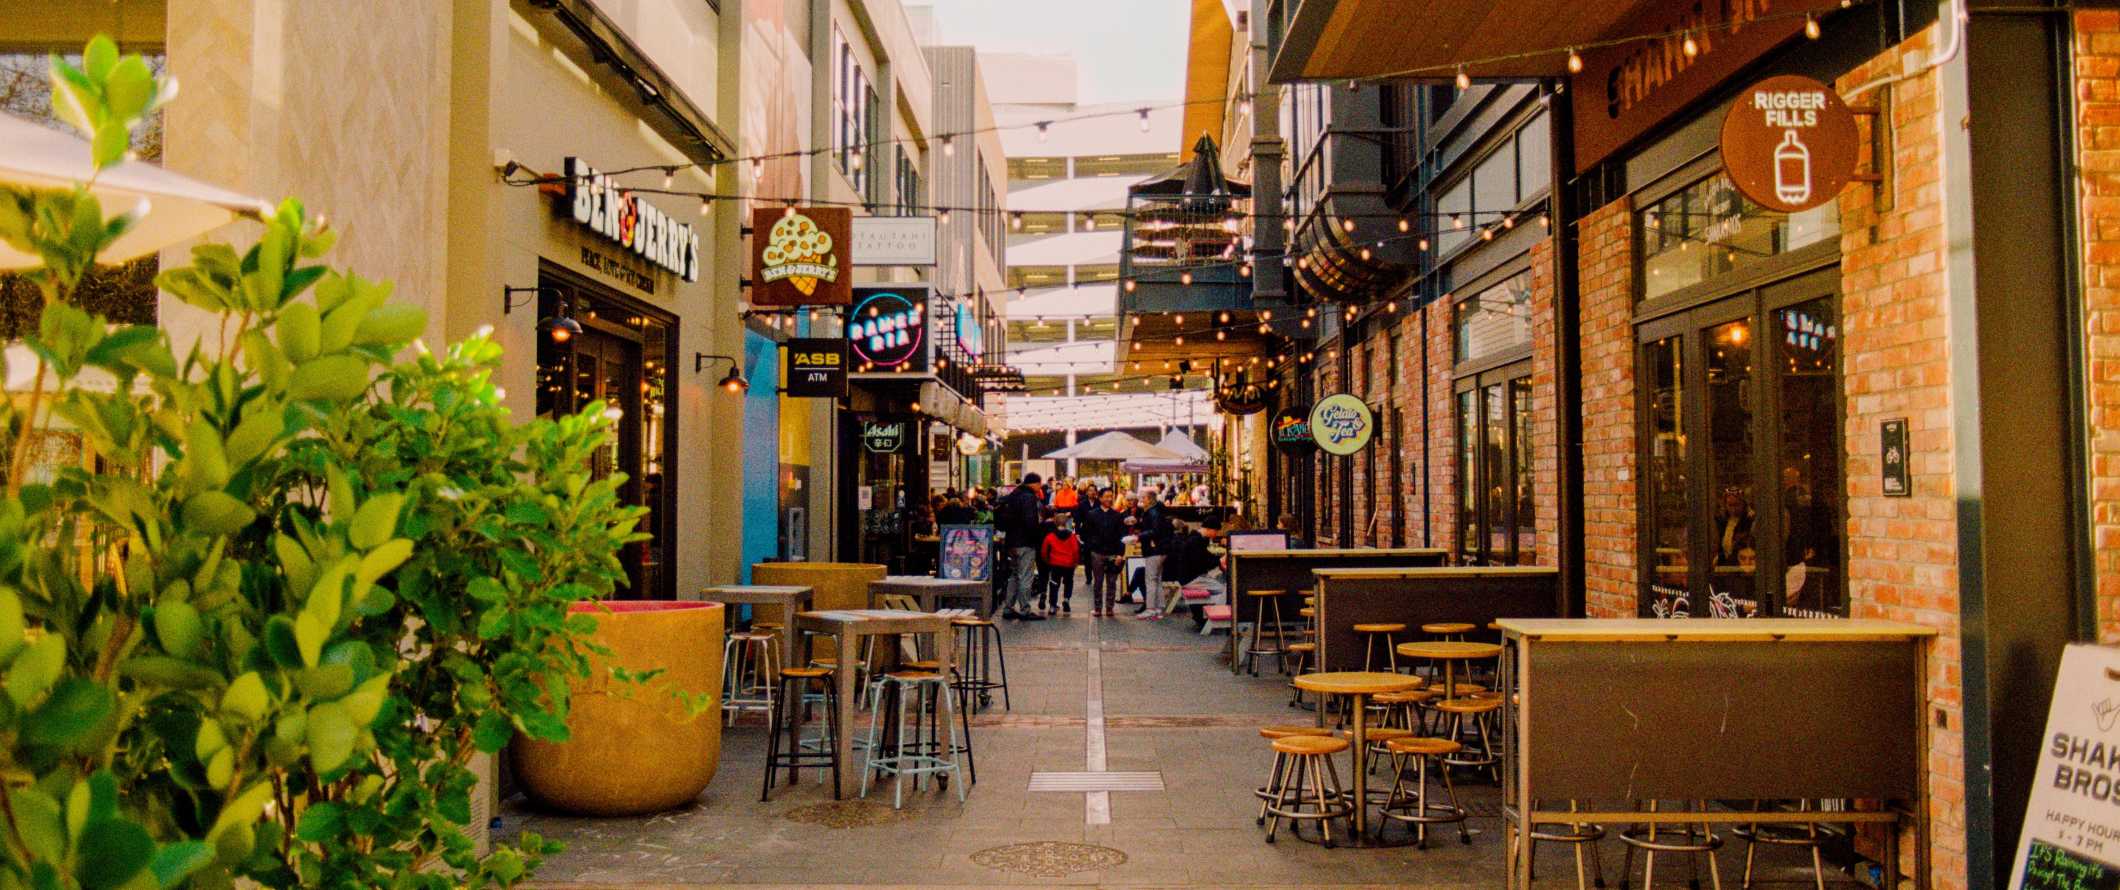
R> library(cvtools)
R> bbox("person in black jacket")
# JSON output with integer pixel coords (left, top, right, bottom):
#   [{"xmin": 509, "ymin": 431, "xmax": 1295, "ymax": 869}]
[
  {"xmin": 995, "ymin": 474, "xmax": 1047, "ymax": 620},
  {"xmin": 1080, "ymin": 491, "xmax": 1128, "ymax": 617},
  {"xmin": 1131, "ymin": 491, "xmax": 1173, "ymax": 617}
]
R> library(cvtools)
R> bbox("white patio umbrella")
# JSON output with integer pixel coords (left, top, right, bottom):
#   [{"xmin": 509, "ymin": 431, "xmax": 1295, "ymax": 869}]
[
  {"xmin": 1153, "ymin": 430, "xmax": 1211, "ymax": 461},
  {"xmin": 1042, "ymin": 430, "xmax": 1187, "ymax": 462},
  {"xmin": 0, "ymin": 111, "xmax": 273, "ymax": 270}
]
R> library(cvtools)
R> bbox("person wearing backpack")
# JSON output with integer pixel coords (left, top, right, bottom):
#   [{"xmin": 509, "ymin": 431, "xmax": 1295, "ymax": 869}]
[
  {"xmin": 1038, "ymin": 514, "xmax": 1082, "ymax": 615},
  {"xmin": 995, "ymin": 474, "xmax": 1047, "ymax": 620}
]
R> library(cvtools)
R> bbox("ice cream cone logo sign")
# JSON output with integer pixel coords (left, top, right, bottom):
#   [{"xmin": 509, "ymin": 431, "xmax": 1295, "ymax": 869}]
[
  {"xmin": 750, "ymin": 207, "xmax": 853, "ymax": 306},
  {"xmin": 1718, "ymin": 75, "xmax": 1859, "ymax": 214}
]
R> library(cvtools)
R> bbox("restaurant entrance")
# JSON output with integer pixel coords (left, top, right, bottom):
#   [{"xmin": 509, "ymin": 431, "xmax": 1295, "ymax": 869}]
[
  {"xmin": 535, "ymin": 267, "xmax": 678, "ymax": 599},
  {"xmin": 1636, "ymin": 266, "xmax": 1843, "ymax": 620}
]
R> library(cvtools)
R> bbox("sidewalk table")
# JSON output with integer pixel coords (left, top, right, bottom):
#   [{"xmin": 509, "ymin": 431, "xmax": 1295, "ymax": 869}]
[
  {"xmin": 869, "ymin": 575, "xmax": 992, "ymax": 616},
  {"xmin": 1395, "ymin": 640, "xmax": 1502, "ymax": 701},
  {"xmin": 700, "ymin": 585, "xmax": 813, "ymax": 670},
  {"xmin": 792, "ymin": 609, "xmax": 955, "ymax": 799},
  {"xmin": 1292, "ymin": 671, "xmax": 1421, "ymax": 845}
]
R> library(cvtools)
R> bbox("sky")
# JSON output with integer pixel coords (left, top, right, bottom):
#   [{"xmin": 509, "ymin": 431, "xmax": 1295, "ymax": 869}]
[{"xmin": 912, "ymin": 0, "xmax": 1190, "ymax": 104}]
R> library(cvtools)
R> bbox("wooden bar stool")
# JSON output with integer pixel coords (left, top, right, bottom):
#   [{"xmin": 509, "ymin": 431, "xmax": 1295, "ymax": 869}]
[
  {"xmin": 1261, "ymin": 734, "xmax": 1355, "ymax": 847},
  {"xmin": 760, "ymin": 666, "xmax": 839, "ymax": 801},
  {"xmin": 1242, "ymin": 589, "xmax": 1290, "ymax": 676},
  {"xmin": 1356, "ymin": 623, "xmax": 1408, "ymax": 673},
  {"xmin": 1421, "ymin": 621, "xmax": 1474, "ymax": 641},
  {"xmin": 951, "ymin": 615, "xmax": 1010, "ymax": 712},
  {"xmin": 1618, "ymin": 801, "xmax": 1723, "ymax": 890},
  {"xmin": 1284, "ymin": 642, "xmax": 1318, "ymax": 708},
  {"xmin": 1734, "ymin": 801, "xmax": 1828, "ymax": 890},
  {"xmin": 1379, "ymin": 736, "xmax": 1471, "ymax": 847},
  {"xmin": 1507, "ymin": 801, "xmax": 1608, "ymax": 889},
  {"xmin": 1434, "ymin": 696, "xmax": 1502, "ymax": 781},
  {"xmin": 1253, "ymin": 725, "xmax": 1333, "ymax": 825}
]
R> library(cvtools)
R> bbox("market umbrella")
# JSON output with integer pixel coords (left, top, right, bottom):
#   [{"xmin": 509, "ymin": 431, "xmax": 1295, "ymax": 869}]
[
  {"xmin": 1120, "ymin": 457, "xmax": 1209, "ymax": 474},
  {"xmin": 1154, "ymin": 430, "xmax": 1210, "ymax": 461},
  {"xmin": 1043, "ymin": 430, "xmax": 1187, "ymax": 462},
  {"xmin": 0, "ymin": 111, "xmax": 274, "ymax": 269}
]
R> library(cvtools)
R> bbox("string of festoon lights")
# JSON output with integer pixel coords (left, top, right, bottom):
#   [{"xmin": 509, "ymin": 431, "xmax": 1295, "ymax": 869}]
[{"xmin": 509, "ymin": 0, "xmax": 1858, "ymax": 188}]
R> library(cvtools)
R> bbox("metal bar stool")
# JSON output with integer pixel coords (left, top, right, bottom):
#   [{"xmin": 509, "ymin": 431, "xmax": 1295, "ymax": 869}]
[
  {"xmin": 760, "ymin": 665, "xmax": 840, "ymax": 801},
  {"xmin": 1507, "ymin": 801, "xmax": 1608, "ymax": 889},
  {"xmin": 1241, "ymin": 589, "xmax": 1290, "ymax": 676},
  {"xmin": 1434, "ymin": 696, "xmax": 1502, "ymax": 782},
  {"xmin": 904, "ymin": 657, "xmax": 977, "ymax": 785},
  {"xmin": 1253, "ymin": 725, "xmax": 1333, "ymax": 825},
  {"xmin": 1734, "ymin": 801, "xmax": 1828, "ymax": 890},
  {"xmin": 721, "ymin": 629, "xmax": 780, "ymax": 726},
  {"xmin": 1262, "ymin": 734, "xmax": 1355, "ymax": 847},
  {"xmin": 1379, "ymin": 736, "xmax": 1471, "ymax": 847},
  {"xmin": 1356, "ymin": 623, "xmax": 1408, "ymax": 673},
  {"xmin": 861, "ymin": 669, "xmax": 968, "ymax": 809},
  {"xmin": 1619, "ymin": 801, "xmax": 1724, "ymax": 890},
  {"xmin": 951, "ymin": 615, "xmax": 1010, "ymax": 711}
]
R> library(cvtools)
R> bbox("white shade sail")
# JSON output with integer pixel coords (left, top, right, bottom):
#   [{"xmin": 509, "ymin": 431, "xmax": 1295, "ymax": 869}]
[
  {"xmin": 1043, "ymin": 430, "xmax": 1186, "ymax": 461},
  {"xmin": 0, "ymin": 112, "xmax": 273, "ymax": 270}
]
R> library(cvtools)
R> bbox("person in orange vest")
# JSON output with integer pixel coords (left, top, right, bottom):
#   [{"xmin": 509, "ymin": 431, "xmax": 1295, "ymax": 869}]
[
  {"xmin": 1051, "ymin": 476, "xmax": 1079, "ymax": 510},
  {"xmin": 1038, "ymin": 514, "xmax": 1082, "ymax": 615}
]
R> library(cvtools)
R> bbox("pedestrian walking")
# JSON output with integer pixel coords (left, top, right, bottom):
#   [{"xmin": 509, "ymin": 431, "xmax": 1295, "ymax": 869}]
[
  {"xmin": 1080, "ymin": 490, "xmax": 1127, "ymax": 616},
  {"xmin": 995, "ymin": 473, "xmax": 1047, "ymax": 620},
  {"xmin": 1131, "ymin": 490, "xmax": 1172, "ymax": 618},
  {"xmin": 1038, "ymin": 515, "xmax": 1081, "ymax": 614}
]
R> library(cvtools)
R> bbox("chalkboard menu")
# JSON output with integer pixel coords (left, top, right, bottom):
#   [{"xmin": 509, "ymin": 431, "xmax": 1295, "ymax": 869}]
[{"xmin": 2023, "ymin": 841, "xmax": 2120, "ymax": 890}]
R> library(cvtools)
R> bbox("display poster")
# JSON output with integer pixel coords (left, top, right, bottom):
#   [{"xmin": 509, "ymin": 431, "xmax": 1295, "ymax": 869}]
[
  {"xmin": 1272, "ymin": 407, "xmax": 1316, "ymax": 455},
  {"xmin": 1882, "ymin": 418, "xmax": 1911, "ymax": 498},
  {"xmin": 938, "ymin": 525, "xmax": 995, "ymax": 581},
  {"xmin": 848, "ymin": 286, "xmax": 929, "ymax": 371},
  {"xmin": 2010, "ymin": 644, "xmax": 2120, "ymax": 890}
]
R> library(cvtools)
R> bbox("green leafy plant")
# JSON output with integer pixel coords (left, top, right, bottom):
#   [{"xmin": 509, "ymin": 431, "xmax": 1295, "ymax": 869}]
[{"xmin": 0, "ymin": 36, "xmax": 645, "ymax": 889}]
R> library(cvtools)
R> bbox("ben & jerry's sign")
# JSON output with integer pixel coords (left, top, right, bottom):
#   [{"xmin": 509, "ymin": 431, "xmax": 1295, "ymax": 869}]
[
  {"xmin": 564, "ymin": 158, "xmax": 700, "ymax": 282},
  {"xmin": 751, "ymin": 207, "xmax": 852, "ymax": 307}
]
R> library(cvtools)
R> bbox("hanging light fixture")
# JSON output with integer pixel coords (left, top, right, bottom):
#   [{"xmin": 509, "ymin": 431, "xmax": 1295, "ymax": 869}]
[
  {"xmin": 1455, "ymin": 66, "xmax": 1471, "ymax": 90},
  {"xmin": 1567, "ymin": 48, "xmax": 1584, "ymax": 73},
  {"xmin": 1137, "ymin": 108, "xmax": 1151, "ymax": 132},
  {"xmin": 1682, "ymin": 31, "xmax": 1699, "ymax": 58},
  {"xmin": 1036, "ymin": 121, "xmax": 1050, "ymax": 142},
  {"xmin": 1805, "ymin": 14, "xmax": 1821, "ymax": 39},
  {"xmin": 941, "ymin": 135, "xmax": 955, "ymax": 156}
]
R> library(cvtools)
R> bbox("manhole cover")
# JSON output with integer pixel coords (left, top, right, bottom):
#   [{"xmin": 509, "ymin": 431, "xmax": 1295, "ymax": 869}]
[
  {"xmin": 970, "ymin": 841, "xmax": 1127, "ymax": 877},
  {"xmin": 782, "ymin": 800, "xmax": 908, "ymax": 829}
]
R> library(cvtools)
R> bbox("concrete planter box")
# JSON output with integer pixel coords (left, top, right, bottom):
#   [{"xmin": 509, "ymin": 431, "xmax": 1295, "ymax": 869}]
[{"xmin": 511, "ymin": 600, "xmax": 725, "ymax": 816}]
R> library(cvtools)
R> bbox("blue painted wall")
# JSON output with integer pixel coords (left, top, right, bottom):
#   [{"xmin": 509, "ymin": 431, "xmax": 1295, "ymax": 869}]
[{"xmin": 738, "ymin": 330, "xmax": 780, "ymax": 583}]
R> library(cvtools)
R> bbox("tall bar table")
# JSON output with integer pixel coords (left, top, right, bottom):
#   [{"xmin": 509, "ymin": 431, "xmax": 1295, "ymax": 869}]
[
  {"xmin": 791, "ymin": 609, "xmax": 955, "ymax": 799},
  {"xmin": 868, "ymin": 575, "xmax": 992, "ymax": 616}
]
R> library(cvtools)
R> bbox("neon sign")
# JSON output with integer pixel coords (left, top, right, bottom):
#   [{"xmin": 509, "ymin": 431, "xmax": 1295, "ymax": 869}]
[{"xmin": 849, "ymin": 288, "xmax": 925, "ymax": 369}]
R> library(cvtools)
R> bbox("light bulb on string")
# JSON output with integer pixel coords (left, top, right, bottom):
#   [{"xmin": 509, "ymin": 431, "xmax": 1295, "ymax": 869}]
[
  {"xmin": 1219, "ymin": 311, "xmax": 1230, "ymax": 323},
  {"xmin": 1011, "ymin": 211, "xmax": 1023, "ymax": 231},
  {"xmin": 1682, "ymin": 32, "xmax": 1699, "ymax": 58},
  {"xmin": 1567, "ymin": 48, "xmax": 1583, "ymax": 73},
  {"xmin": 751, "ymin": 157, "xmax": 765, "ymax": 179},
  {"xmin": 1455, "ymin": 66, "xmax": 1471, "ymax": 90},
  {"xmin": 1341, "ymin": 218, "xmax": 1356, "ymax": 233},
  {"xmin": 941, "ymin": 135, "xmax": 955, "ymax": 156},
  {"xmin": 1137, "ymin": 108, "xmax": 1151, "ymax": 132},
  {"xmin": 939, "ymin": 209, "xmax": 951, "ymax": 224},
  {"xmin": 1418, "ymin": 238, "xmax": 1430, "ymax": 251},
  {"xmin": 662, "ymin": 168, "xmax": 674, "ymax": 189},
  {"xmin": 1036, "ymin": 121, "xmax": 1050, "ymax": 142},
  {"xmin": 1804, "ymin": 14, "xmax": 1820, "ymax": 39},
  {"xmin": 1240, "ymin": 262, "xmax": 1252, "ymax": 278},
  {"xmin": 1215, "ymin": 330, "xmax": 1226, "ymax": 341},
  {"xmin": 1398, "ymin": 217, "xmax": 1410, "ymax": 233},
  {"xmin": 698, "ymin": 197, "xmax": 712, "ymax": 216},
  {"xmin": 1180, "ymin": 271, "xmax": 1193, "ymax": 285}
]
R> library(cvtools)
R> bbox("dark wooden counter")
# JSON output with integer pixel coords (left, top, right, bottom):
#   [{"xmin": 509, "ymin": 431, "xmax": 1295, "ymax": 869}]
[
  {"xmin": 1222, "ymin": 548, "xmax": 1449, "ymax": 672},
  {"xmin": 1309, "ymin": 566, "xmax": 1559, "ymax": 673}
]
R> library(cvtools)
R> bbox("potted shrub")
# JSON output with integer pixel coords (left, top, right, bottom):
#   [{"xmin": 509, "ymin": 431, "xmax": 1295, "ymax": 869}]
[{"xmin": 0, "ymin": 37, "xmax": 645, "ymax": 887}]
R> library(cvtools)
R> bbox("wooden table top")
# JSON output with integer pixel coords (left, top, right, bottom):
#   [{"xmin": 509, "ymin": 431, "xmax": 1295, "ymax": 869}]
[
  {"xmin": 1292, "ymin": 671, "xmax": 1423, "ymax": 695},
  {"xmin": 1313, "ymin": 565, "xmax": 1559, "ymax": 580},
  {"xmin": 794, "ymin": 609, "xmax": 950, "ymax": 635},
  {"xmin": 873, "ymin": 576, "xmax": 987, "ymax": 589},
  {"xmin": 1493, "ymin": 618, "xmax": 1939, "ymax": 642},
  {"xmin": 700, "ymin": 585, "xmax": 813, "ymax": 604},
  {"xmin": 1396, "ymin": 641, "xmax": 1504, "ymax": 660},
  {"xmin": 1231, "ymin": 547, "xmax": 1449, "ymax": 561}
]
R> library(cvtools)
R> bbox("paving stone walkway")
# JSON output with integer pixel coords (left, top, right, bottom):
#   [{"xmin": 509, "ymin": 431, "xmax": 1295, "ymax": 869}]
[{"xmin": 505, "ymin": 589, "xmax": 1850, "ymax": 887}]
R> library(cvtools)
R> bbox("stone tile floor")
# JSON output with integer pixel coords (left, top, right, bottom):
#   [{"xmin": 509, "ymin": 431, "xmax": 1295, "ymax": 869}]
[{"xmin": 505, "ymin": 591, "xmax": 1860, "ymax": 887}]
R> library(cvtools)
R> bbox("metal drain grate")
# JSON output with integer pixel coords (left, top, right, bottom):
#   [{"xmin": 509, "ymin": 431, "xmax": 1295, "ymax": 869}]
[{"xmin": 1027, "ymin": 771, "xmax": 1166, "ymax": 792}]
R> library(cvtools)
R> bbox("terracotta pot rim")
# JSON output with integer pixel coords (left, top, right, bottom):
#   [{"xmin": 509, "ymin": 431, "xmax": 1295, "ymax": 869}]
[
  {"xmin": 753, "ymin": 562, "xmax": 887, "ymax": 570},
  {"xmin": 568, "ymin": 600, "xmax": 724, "ymax": 614}
]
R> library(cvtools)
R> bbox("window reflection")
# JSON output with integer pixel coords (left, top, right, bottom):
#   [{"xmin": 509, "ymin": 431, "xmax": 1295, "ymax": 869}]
[
  {"xmin": 1638, "ymin": 172, "xmax": 1838, "ymax": 302},
  {"xmin": 1775, "ymin": 298, "xmax": 1844, "ymax": 617},
  {"xmin": 1644, "ymin": 336, "xmax": 1690, "ymax": 616}
]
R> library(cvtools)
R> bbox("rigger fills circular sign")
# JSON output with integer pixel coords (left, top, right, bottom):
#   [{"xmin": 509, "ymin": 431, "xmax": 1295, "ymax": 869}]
[{"xmin": 1719, "ymin": 75, "xmax": 1859, "ymax": 214}]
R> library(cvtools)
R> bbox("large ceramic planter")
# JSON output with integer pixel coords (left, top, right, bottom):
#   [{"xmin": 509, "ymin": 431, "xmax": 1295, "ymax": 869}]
[{"xmin": 511, "ymin": 600, "xmax": 724, "ymax": 816}]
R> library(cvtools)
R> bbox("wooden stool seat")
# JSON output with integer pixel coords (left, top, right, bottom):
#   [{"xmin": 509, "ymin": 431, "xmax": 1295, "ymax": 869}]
[
  {"xmin": 1434, "ymin": 697, "xmax": 1501, "ymax": 716},
  {"xmin": 1303, "ymin": 596, "xmax": 1317, "ymax": 606},
  {"xmin": 1354, "ymin": 623, "xmax": 1408, "ymax": 633},
  {"xmin": 1271, "ymin": 735, "xmax": 1349, "ymax": 756},
  {"xmin": 1248, "ymin": 588, "xmax": 1285, "ymax": 598},
  {"xmin": 1353, "ymin": 726, "xmax": 1416, "ymax": 743},
  {"xmin": 904, "ymin": 659, "xmax": 942, "ymax": 670},
  {"xmin": 1258, "ymin": 724, "xmax": 1333, "ymax": 740},
  {"xmin": 1373, "ymin": 688, "xmax": 1431, "ymax": 705},
  {"xmin": 1438, "ymin": 682, "xmax": 1489, "ymax": 697},
  {"xmin": 950, "ymin": 616, "xmax": 993, "ymax": 627},
  {"xmin": 779, "ymin": 666, "xmax": 831, "ymax": 679},
  {"xmin": 1286, "ymin": 642, "xmax": 1317, "ymax": 654},
  {"xmin": 1385, "ymin": 736, "xmax": 1463, "ymax": 756},
  {"xmin": 1297, "ymin": 607, "xmax": 1315, "ymax": 618},
  {"xmin": 884, "ymin": 670, "xmax": 943, "ymax": 681},
  {"xmin": 1421, "ymin": 622, "xmax": 1474, "ymax": 635}
]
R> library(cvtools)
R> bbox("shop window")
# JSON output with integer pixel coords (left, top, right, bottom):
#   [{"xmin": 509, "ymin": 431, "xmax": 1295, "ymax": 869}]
[
  {"xmin": 1453, "ymin": 269, "xmax": 1532, "ymax": 363},
  {"xmin": 1436, "ymin": 179, "xmax": 1472, "ymax": 254},
  {"xmin": 1634, "ymin": 271, "xmax": 1843, "ymax": 618},
  {"xmin": 1006, "ymin": 319, "xmax": 1070, "ymax": 346},
  {"xmin": 1076, "ymin": 317, "xmax": 1118, "ymax": 340},
  {"xmin": 1517, "ymin": 112, "xmax": 1552, "ymax": 198},
  {"xmin": 1455, "ymin": 364, "xmax": 1533, "ymax": 565},
  {"xmin": 1637, "ymin": 171, "xmax": 1839, "ymax": 303}
]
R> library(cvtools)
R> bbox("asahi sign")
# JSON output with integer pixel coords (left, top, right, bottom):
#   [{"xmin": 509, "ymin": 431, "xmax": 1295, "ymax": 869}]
[
  {"xmin": 862, "ymin": 420, "xmax": 908, "ymax": 454},
  {"xmin": 563, "ymin": 158, "xmax": 700, "ymax": 282},
  {"xmin": 751, "ymin": 207, "xmax": 852, "ymax": 307},
  {"xmin": 1719, "ymin": 75, "xmax": 1859, "ymax": 213}
]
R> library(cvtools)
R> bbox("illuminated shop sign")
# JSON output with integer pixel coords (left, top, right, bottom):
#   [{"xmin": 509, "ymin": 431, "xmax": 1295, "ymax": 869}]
[
  {"xmin": 563, "ymin": 157, "xmax": 700, "ymax": 282},
  {"xmin": 849, "ymin": 287, "xmax": 927, "ymax": 371}
]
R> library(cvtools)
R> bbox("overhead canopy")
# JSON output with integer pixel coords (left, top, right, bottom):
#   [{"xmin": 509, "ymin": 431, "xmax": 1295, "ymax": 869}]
[
  {"xmin": 0, "ymin": 112, "xmax": 274, "ymax": 269},
  {"xmin": 1154, "ymin": 430, "xmax": 1210, "ymax": 461},
  {"xmin": 1122, "ymin": 458, "xmax": 1209, "ymax": 474},
  {"xmin": 1044, "ymin": 430, "xmax": 1187, "ymax": 462}
]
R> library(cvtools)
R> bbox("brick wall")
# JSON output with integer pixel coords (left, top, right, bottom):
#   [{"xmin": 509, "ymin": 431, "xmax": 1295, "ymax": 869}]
[
  {"xmin": 2077, "ymin": 9, "xmax": 2120, "ymax": 645},
  {"xmin": 1836, "ymin": 26, "xmax": 1965, "ymax": 890},
  {"xmin": 1528, "ymin": 237, "xmax": 1561, "ymax": 566},
  {"xmin": 1426, "ymin": 297, "xmax": 1460, "ymax": 556},
  {"xmin": 1577, "ymin": 200, "xmax": 1637, "ymax": 618}
]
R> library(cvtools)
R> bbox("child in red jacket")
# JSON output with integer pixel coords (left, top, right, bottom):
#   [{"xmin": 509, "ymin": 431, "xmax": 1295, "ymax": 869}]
[{"xmin": 1038, "ymin": 516, "xmax": 1082, "ymax": 615}]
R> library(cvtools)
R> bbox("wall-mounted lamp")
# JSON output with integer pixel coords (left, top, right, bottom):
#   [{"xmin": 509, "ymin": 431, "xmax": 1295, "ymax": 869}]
[
  {"xmin": 694, "ymin": 353, "xmax": 747, "ymax": 393},
  {"xmin": 504, "ymin": 285, "xmax": 581, "ymax": 344}
]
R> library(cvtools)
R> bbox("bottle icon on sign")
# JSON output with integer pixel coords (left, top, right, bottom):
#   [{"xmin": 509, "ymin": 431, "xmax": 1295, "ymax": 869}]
[{"xmin": 1774, "ymin": 129, "xmax": 1812, "ymax": 205}]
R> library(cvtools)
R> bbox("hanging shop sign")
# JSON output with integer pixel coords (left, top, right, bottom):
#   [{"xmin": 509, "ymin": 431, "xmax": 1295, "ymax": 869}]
[
  {"xmin": 751, "ymin": 207, "xmax": 852, "ymax": 307},
  {"xmin": 1719, "ymin": 74, "xmax": 1860, "ymax": 214},
  {"xmin": 851, "ymin": 216, "xmax": 938, "ymax": 266},
  {"xmin": 783, "ymin": 338, "xmax": 848, "ymax": 398},
  {"xmin": 954, "ymin": 301, "xmax": 984, "ymax": 360},
  {"xmin": 848, "ymin": 286, "xmax": 928, "ymax": 371},
  {"xmin": 564, "ymin": 157, "xmax": 701, "ymax": 282},
  {"xmin": 1568, "ymin": 0, "xmax": 1830, "ymax": 173},
  {"xmin": 1309, "ymin": 393, "xmax": 1375, "ymax": 456},
  {"xmin": 1272, "ymin": 406, "xmax": 1316, "ymax": 455},
  {"xmin": 2008, "ymin": 644, "xmax": 2120, "ymax": 890},
  {"xmin": 862, "ymin": 420, "xmax": 908, "ymax": 454}
]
